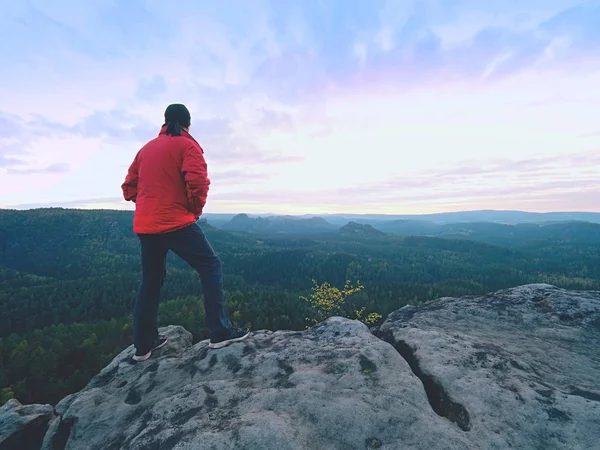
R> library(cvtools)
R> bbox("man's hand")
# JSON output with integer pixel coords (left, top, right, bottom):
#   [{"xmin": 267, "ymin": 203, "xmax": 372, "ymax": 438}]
[
  {"xmin": 122, "ymin": 154, "xmax": 139, "ymax": 202},
  {"xmin": 182, "ymin": 144, "xmax": 210, "ymax": 215}
]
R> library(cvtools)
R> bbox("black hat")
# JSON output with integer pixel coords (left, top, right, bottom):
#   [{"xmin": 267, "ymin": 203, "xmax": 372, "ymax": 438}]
[{"xmin": 164, "ymin": 103, "xmax": 191, "ymax": 127}]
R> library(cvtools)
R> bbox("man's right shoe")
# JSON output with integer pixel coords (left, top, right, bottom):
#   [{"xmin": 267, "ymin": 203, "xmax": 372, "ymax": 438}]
[{"xmin": 209, "ymin": 328, "xmax": 250, "ymax": 349}]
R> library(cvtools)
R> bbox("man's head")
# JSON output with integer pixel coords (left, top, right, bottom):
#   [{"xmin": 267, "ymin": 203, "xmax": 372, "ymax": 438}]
[{"xmin": 164, "ymin": 104, "xmax": 191, "ymax": 132}]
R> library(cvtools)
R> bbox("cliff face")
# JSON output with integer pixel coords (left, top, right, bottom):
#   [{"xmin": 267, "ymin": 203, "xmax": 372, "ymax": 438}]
[{"xmin": 2, "ymin": 284, "xmax": 599, "ymax": 450}]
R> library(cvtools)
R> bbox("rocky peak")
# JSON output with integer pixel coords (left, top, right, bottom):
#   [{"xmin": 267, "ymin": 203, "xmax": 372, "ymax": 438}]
[
  {"xmin": 229, "ymin": 213, "xmax": 252, "ymax": 223},
  {"xmin": 2, "ymin": 284, "xmax": 599, "ymax": 449},
  {"xmin": 340, "ymin": 221, "xmax": 385, "ymax": 237}
]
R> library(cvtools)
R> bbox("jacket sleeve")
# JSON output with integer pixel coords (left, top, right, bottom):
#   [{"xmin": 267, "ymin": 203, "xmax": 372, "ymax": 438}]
[
  {"xmin": 121, "ymin": 154, "xmax": 139, "ymax": 202},
  {"xmin": 181, "ymin": 143, "xmax": 210, "ymax": 216}
]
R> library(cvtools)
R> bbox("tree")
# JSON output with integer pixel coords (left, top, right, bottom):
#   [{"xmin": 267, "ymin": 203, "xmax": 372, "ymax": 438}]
[
  {"xmin": 1, "ymin": 387, "xmax": 14, "ymax": 404},
  {"xmin": 302, "ymin": 279, "xmax": 381, "ymax": 326}
]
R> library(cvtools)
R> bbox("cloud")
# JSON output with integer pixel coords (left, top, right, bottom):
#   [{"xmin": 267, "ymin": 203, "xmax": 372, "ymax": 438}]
[
  {"xmin": 7, "ymin": 197, "xmax": 125, "ymax": 210},
  {"xmin": 210, "ymin": 176, "xmax": 599, "ymax": 212},
  {"xmin": 540, "ymin": 5, "xmax": 600, "ymax": 52},
  {"xmin": 0, "ymin": 154, "xmax": 25, "ymax": 168},
  {"xmin": 209, "ymin": 149, "xmax": 600, "ymax": 209},
  {"xmin": 191, "ymin": 112, "xmax": 304, "ymax": 166},
  {"xmin": 0, "ymin": 113, "xmax": 30, "ymax": 168},
  {"xmin": 5, "ymin": 1, "xmax": 600, "ymax": 99},
  {"xmin": 6, "ymin": 107, "xmax": 156, "ymax": 142},
  {"xmin": 0, "ymin": 108, "xmax": 157, "ymax": 176},
  {"xmin": 364, "ymin": 151, "xmax": 600, "ymax": 195},
  {"xmin": 73, "ymin": 110, "xmax": 156, "ymax": 141},
  {"xmin": 209, "ymin": 169, "xmax": 270, "ymax": 185},
  {"xmin": 0, "ymin": 143, "xmax": 26, "ymax": 169},
  {"xmin": 135, "ymin": 76, "xmax": 168, "ymax": 101},
  {"xmin": 7, "ymin": 162, "xmax": 70, "ymax": 175},
  {"xmin": 581, "ymin": 130, "xmax": 600, "ymax": 138},
  {"xmin": 334, "ymin": 1, "xmax": 600, "ymax": 85},
  {"xmin": 1, "ymin": 102, "xmax": 302, "ymax": 179},
  {"xmin": 205, "ymin": 137, "xmax": 304, "ymax": 166},
  {"xmin": 193, "ymin": 117, "xmax": 233, "ymax": 142},
  {"xmin": 256, "ymin": 108, "xmax": 295, "ymax": 131},
  {"xmin": 6, "ymin": 147, "xmax": 598, "ymax": 213},
  {"xmin": 0, "ymin": 113, "xmax": 19, "ymax": 135},
  {"xmin": 2, "ymin": 0, "xmax": 600, "ymax": 214}
]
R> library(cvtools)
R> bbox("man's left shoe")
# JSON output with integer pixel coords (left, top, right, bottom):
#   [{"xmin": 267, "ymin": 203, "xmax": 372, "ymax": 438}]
[
  {"xmin": 133, "ymin": 335, "xmax": 169, "ymax": 362},
  {"xmin": 209, "ymin": 328, "xmax": 250, "ymax": 349}
]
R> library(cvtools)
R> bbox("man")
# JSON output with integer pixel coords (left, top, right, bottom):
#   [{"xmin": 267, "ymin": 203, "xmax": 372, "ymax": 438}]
[{"xmin": 122, "ymin": 103, "xmax": 249, "ymax": 362}]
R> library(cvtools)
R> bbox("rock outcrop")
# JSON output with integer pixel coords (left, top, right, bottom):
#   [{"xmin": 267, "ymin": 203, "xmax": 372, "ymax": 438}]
[
  {"xmin": 339, "ymin": 221, "xmax": 385, "ymax": 237},
  {"xmin": 378, "ymin": 283, "xmax": 600, "ymax": 450},
  {"xmin": 40, "ymin": 322, "xmax": 474, "ymax": 450},
  {"xmin": 2, "ymin": 284, "xmax": 598, "ymax": 449},
  {"xmin": 0, "ymin": 399, "xmax": 55, "ymax": 450}
]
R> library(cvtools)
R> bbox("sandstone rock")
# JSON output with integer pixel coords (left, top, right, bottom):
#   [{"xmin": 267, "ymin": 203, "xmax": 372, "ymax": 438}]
[
  {"xmin": 0, "ymin": 398, "xmax": 55, "ymax": 450},
  {"xmin": 378, "ymin": 283, "xmax": 600, "ymax": 450},
  {"xmin": 41, "ymin": 322, "xmax": 474, "ymax": 450}
]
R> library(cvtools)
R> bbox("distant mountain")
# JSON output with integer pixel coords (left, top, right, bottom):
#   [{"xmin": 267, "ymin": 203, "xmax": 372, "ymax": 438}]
[
  {"xmin": 372, "ymin": 220, "xmax": 440, "ymax": 235},
  {"xmin": 220, "ymin": 214, "xmax": 336, "ymax": 234},
  {"xmin": 372, "ymin": 220, "xmax": 600, "ymax": 248},
  {"xmin": 206, "ymin": 210, "xmax": 600, "ymax": 227},
  {"xmin": 295, "ymin": 210, "xmax": 600, "ymax": 225},
  {"xmin": 339, "ymin": 221, "xmax": 385, "ymax": 237},
  {"xmin": 200, "ymin": 213, "xmax": 239, "ymax": 228}
]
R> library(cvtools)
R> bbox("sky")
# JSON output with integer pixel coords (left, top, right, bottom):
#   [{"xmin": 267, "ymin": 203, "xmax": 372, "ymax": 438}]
[{"xmin": 1, "ymin": 0, "xmax": 599, "ymax": 215}]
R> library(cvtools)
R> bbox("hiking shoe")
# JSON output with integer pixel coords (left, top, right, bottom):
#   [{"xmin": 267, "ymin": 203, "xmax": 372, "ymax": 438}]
[
  {"xmin": 209, "ymin": 328, "xmax": 250, "ymax": 349},
  {"xmin": 133, "ymin": 335, "xmax": 168, "ymax": 362}
]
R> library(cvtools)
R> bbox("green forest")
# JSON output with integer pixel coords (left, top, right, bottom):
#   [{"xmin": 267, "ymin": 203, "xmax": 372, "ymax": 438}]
[{"xmin": 1, "ymin": 208, "xmax": 600, "ymax": 406}]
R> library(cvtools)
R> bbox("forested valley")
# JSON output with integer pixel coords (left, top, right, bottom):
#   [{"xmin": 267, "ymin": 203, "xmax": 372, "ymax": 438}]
[{"xmin": 1, "ymin": 208, "xmax": 600, "ymax": 405}]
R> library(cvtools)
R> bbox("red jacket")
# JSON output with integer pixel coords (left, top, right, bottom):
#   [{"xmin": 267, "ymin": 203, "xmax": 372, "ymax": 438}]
[{"xmin": 121, "ymin": 126, "xmax": 210, "ymax": 234}]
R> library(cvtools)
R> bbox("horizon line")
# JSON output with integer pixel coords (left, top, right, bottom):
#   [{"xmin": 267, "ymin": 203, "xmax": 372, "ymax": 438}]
[{"xmin": 2, "ymin": 206, "xmax": 600, "ymax": 217}]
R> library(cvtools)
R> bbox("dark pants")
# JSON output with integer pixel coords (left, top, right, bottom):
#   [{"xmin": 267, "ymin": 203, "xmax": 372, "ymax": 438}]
[{"xmin": 133, "ymin": 223, "xmax": 232, "ymax": 352}]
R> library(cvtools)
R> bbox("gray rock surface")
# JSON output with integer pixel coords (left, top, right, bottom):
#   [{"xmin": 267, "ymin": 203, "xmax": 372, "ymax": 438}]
[
  {"xmin": 378, "ymin": 283, "xmax": 600, "ymax": 450},
  {"xmin": 0, "ymin": 398, "xmax": 54, "ymax": 450},
  {"xmin": 41, "ymin": 323, "xmax": 474, "ymax": 450},
  {"xmin": 35, "ymin": 284, "xmax": 600, "ymax": 450}
]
